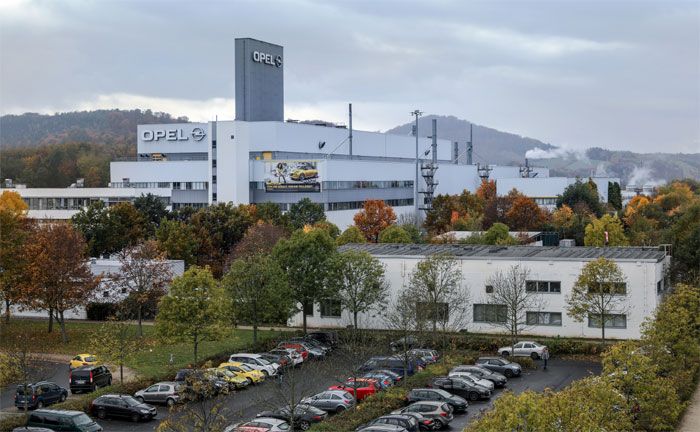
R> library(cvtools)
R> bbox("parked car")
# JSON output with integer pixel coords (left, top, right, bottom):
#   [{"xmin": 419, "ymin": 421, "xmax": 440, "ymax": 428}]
[
  {"xmin": 69, "ymin": 366, "xmax": 112, "ymax": 394},
  {"xmin": 475, "ymin": 357, "xmax": 522, "ymax": 378},
  {"xmin": 256, "ymin": 404, "xmax": 327, "ymax": 430},
  {"xmin": 449, "ymin": 365, "xmax": 507, "ymax": 387},
  {"xmin": 446, "ymin": 371, "xmax": 495, "ymax": 391},
  {"xmin": 205, "ymin": 368, "xmax": 249, "ymax": 390},
  {"xmin": 359, "ymin": 356, "xmax": 419, "ymax": 377},
  {"xmin": 69, "ymin": 354, "xmax": 98, "ymax": 370},
  {"xmin": 301, "ymin": 390, "xmax": 355, "ymax": 413},
  {"xmin": 430, "ymin": 376, "xmax": 491, "ymax": 401},
  {"xmin": 287, "ymin": 337, "xmax": 331, "ymax": 354},
  {"xmin": 174, "ymin": 369, "xmax": 228, "ymax": 397},
  {"xmin": 306, "ymin": 331, "xmax": 339, "ymax": 347},
  {"xmin": 389, "ymin": 335, "xmax": 419, "ymax": 351},
  {"xmin": 229, "ymin": 353, "xmax": 279, "ymax": 376},
  {"xmin": 271, "ymin": 348, "xmax": 303, "ymax": 367},
  {"xmin": 374, "ymin": 369, "xmax": 403, "ymax": 383},
  {"xmin": 219, "ymin": 362, "xmax": 266, "ymax": 384},
  {"xmin": 357, "ymin": 414, "xmax": 420, "ymax": 432},
  {"xmin": 225, "ymin": 417, "xmax": 290, "ymax": 431},
  {"xmin": 280, "ymin": 341, "xmax": 325, "ymax": 360},
  {"xmin": 134, "ymin": 381, "xmax": 182, "ymax": 407},
  {"xmin": 356, "ymin": 426, "xmax": 408, "ymax": 432},
  {"xmin": 277, "ymin": 343, "xmax": 310, "ymax": 361},
  {"xmin": 498, "ymin": 341, "xmax": 547, "ymax": 359},
  {"xmin": 25, "ymin": 409, "xmax": 102, "ymax": 432},
  {"xmin": 392, "ymin": 401, "xmax": 454, "ymax": 429},
  {"xmin": 391, "ymin": 412, "xmax": 436, "ymax": 431},
  {"xmin": 362, "ymin": 372, "xmax": 394, "ymax": 389},
  {"xmin": 407, "ymin": 349, "xmax": 439, "ymax": 363},
  {"xmin": 12, "ymin": 427, "xmax": 54, "ymax": 432},
  {"xmin": 89, "ymin": 394, "xmax": 157, "ymax": 422},
  {"xmin": 328, "ymin": 378, "xmax": 379, "ymax": 401},
  {"xmin": 15, "ymin": 382, "xmax": 68, "ymax": 410},
  {"xmin": 260, "ymin": 352, "xmax": 291, "ymax": 369},
  {"xmin": 406, "ymin": 388, "xmax": 468, "ymax": 412}
]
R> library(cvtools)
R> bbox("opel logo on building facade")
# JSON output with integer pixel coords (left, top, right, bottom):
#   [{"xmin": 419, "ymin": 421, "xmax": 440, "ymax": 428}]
[
  {"xmin": 252, "ymin": 51, "xmax": 283, "ymax": 68},
  {"xmin": 191, "ymin": 127, "xmax": 206, "ymax": 141}
]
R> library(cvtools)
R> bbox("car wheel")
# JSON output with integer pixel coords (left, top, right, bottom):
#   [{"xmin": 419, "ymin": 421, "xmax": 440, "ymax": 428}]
[
  {"xmin": 246, "ymin": 378, "xmax": 253, "ymax": 386},
  {"xmin": 135, "ymin": 396, "xmax": 144, "ymax": 403},
  {"xmin": 262, "ymin": 370, "xmax": 269, "ymax": 377},
  {"xmin": 501, "ymin": 351, "xmax": 510, "ymax": 357},
  {"xmin": 36, "ymin": 400, "xmax": 44, "ymax": 409},
  {"xmin": 531, "ymin": 352, "xmax": 540, "ymax": 360},
  {"xmin": 299, "ymin": 420, "xmax": 311, "ymax": 430},
  {"xmin": 166, "ymin": 398, "xmax": 175, "ymax": 407},
  {"xmin": 335, "ymin": 405, "xmax": 346, "ymax": 413},
  {"xmin": 59, "ymin": 393, "xmax": 66, "ymax": 402},
  {"xmin": 299, "ymin": 174, "xmax": 305, "ymax": 180},
  {"xmin": 97, "ymin": 408, "xmax": 106, "ymax": 419},
  {"xmin": 131, "ymin": 412, "xmax": 140, "ymax": 422},
  {"xmin": 469, "ymin": 392, "xmax": 479, "ymax": 401},
  {"xmin": 504, "ymin": 370, "xmax": 514, "ymax": 378}
]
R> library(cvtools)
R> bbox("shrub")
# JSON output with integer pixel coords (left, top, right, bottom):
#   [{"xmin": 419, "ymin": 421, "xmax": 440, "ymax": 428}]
[
  {"xmin": 0, "ymin": 414, "xmax": 26, "ymax": 431},
  {"xmin": 85, "ymin": 302, "xmax": 118, "ymax": 321},
  {"xmin": 510, "ymin": 357, "xmax": 536, "ymax": 369}
]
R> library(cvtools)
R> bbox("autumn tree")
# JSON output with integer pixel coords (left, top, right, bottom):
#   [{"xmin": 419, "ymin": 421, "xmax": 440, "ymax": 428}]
[
  {"xmin": 287, "ymin": 198, "xmax": 326, "ymax": 230},
  {"xmin": 115, "ymin": 240, "xmax": 173, "ymax": 337},
  {"xmin": 378, "ymin": 225, "xmax": 412, "ymax": 243},
  {"xmin": 156, "ymin": 219, "xmax": 200, "ymax": 266},
  {"xmin": 156, "ymin": 267, "xmax": 228, "ymax": 363},
  {"xmin": 654, "ymin": 181, "xmax": 694, "ymax": 214},
  {"xmin": 584, "ymin": 214, "xmax": 628, "ymax": 246},
  {"xmin": 91, "ymin": 320, "xmax": 142, "ymax": 384},
  {"xmin": 22, "ymin": 224, "xmax": 99, "ymax": 342},
  {"xmin": 423, "ymin": 194, "xmax": 456, "ymax": 235},
  {"xmin": 505, "ymin": 195, "xmax": 547, "ymax": 230},
  {"xmin": 222, "ymin": 255, "xmax": 293, "ymax": 344},
  {"xmin": 665, "ymin": 200, "xmax": 700, "ymax": 284},
  {"xmin": 476, "ymin": 179, "xmax": 497, "ymax": 202},
  {"xmin": 229, "ymin": 222, "xmax": 288, "ymax": 261},
  {"xmin": 566, "ymin": 258, "xmax": 629, "ymax": 342},
  {"xmin": 336, "ymin": 226, "xmax": 367, "ymax": 246},
  {"xmin": 485, "ymin": 265, "xmax": 544, "ymax": 350},
  {"xmin": 272, "ymin": 229, "xmax": 336, "ymax": 333},
  {"xmin": 325, "ymin": 250, "xmax": 388, "ymax": 329},
  {"xmin": 353, "ymin": 199, "xmax": 397, "ymax": 242},
  {"xmin": 254, "ymin": 202, "xmax": 288, "ymax": 227},
  {"xmin": 556, "ymin": 179, "xmax": 603, "ymax": 217},
  {"xmin": 0, "ymin": 191, "xmax": 31, "ymax": 323}
]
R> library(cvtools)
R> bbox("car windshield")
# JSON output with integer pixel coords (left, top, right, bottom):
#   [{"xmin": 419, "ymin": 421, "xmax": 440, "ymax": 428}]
[
  {"xmin": 74, "ymin": 413, "xmax": 94, "ymax": 425},
  {"xmin": 531, "ymin": 342, "xmax": 542, "ymax": 347},
  {"xmin": 257, "ymin": 358, "xmax": 271, "ymax": 365},
  {"xmin": 434, "ymin": 389, "xmax": 452, "ymax": 397},
  {"xmin": 122, "ymin": 396, "xmax": 142, "ymax": 406}
]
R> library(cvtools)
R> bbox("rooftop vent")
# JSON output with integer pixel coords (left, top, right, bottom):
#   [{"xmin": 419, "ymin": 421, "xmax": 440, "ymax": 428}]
[{"xmin": 559, "ymin": 239, "xmax": 576, "ymax": 247}]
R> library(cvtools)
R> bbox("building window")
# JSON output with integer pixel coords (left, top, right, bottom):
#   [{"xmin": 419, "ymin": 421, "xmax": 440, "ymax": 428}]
[
  {"xmin": 103, "ymin": 291, "xmax": 109, "ymax": 298},
  {"xmin": 657, "ymin": 280, "xmax": 663, "ymax": 294},
  {"xmin": 485, "ymin": 285, "xmax": 494, "ymax": 293},
  {"xmin": 526, "ymin": 312, "xmax": 562, "ymax": 326},
  {"xmin": 588, "ymin": 314, "xmax": 627, "ymax": 329},
  {"xmin": 212, "ymin": 140, "xmax": 217, "ymax": 149},
  {"xmin": 473, "ymin": 304, "xmax": 507, "ymax": 323},
  {"xmin": 212, "ymin": 160, "xmax": 217, "ymax": 168},
  {"xmin": 588, "ymin": 282, "xmax": 626, "ymax": 295},
  {"xmin": 303, "ymin": 300, "xmax": 314, "ymax": 317},
  {"xmin": 320, "ymin": 299, "xmax": 341, "ymax": 318},
  {"xmin": 185, "ymin": 182, "xmax": 193, "ymax": 190},
  {"xmin": 212, "ymin": 193, "xmax": 217, "ymax": 201},
  {"xmin": 416, "ymin": 302, "xmax": 449, "ymax": 323},
  {"xmin": 212, "ymin": 175, "xmax": 217, "ymax": 184},
  {"xmin": 173, "ymin": 182, "xmax": 181, "ymax": 190},
  {"xmin": 526, "ymin": 281, "xmax": 561, "ymax": 293}
]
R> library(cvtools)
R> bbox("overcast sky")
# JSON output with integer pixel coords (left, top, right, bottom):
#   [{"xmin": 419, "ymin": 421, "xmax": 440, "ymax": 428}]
[{"xmin": 1, "ymin": 0, "xmax": 698, "ymax": 153}]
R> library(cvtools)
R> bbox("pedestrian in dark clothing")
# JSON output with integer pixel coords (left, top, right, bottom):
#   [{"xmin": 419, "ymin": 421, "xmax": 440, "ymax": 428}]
[{"xmin": 542, "ymin": 348, "xmax": 550, "ymax": 370}]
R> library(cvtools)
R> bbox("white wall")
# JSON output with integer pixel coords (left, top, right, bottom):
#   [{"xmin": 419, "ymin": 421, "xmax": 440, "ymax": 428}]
[
  {"xmin": 110, "ymin": 161, "xmax": 209, "ymax": 184},
  {"xmin": 136, "ymin": 123, "xmax": 210, "ymax": 154},
  {"xmin": 216, "ymin": 121, "xmax": 250, "ymax": 204}
]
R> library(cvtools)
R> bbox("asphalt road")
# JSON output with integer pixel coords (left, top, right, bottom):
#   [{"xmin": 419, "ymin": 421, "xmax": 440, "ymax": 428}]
[{"xmin": 0, "ymin": 361, "xmax": 70, "ymax": 411}]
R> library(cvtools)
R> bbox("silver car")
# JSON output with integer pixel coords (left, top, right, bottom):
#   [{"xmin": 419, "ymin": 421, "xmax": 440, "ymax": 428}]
[
  {"xmin": 447, "ymin": 371, "xmax": 495, "ymax": 391},
  {"xmin": 134, "ymin": 381, "xmax": 182, "ymax": 407},
  {"xmin": 498, "ymin": 341, "xmax": 547, "ymax": 359},
  {"xmin": 225, "ymin": 417, "xmax": 290, "ymax": 431},
  {"xmin": 301, "ymin": 390, "xmax": 355, "ymax": 413}
]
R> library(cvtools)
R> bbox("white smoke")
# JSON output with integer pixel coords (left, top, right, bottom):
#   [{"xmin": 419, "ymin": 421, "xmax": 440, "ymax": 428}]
[
  {"xmin": 627, "ymin": 166, "xmax": 665, "ymax": 187},
  {"xmin": 525, "ymin": 146, "xmax": 584, "ymax": 160}
]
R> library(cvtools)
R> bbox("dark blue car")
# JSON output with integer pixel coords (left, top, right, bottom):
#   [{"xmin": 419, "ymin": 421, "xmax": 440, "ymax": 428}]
[
  {"xmin": 359, "ymin": 356, "xmax": 420, "ymax": 377},
  {"xmin": 15, "ymin": 382, "xmax": 68, "ymax": 410}
]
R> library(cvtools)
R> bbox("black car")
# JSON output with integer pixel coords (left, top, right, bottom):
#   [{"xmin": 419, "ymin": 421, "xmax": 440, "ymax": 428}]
[
  {"xmin": 15, "ymin": 382, "xmax": 68, "ymax": 409},
  {"xmin": 69, "ymin": 366, "xmax": 112, "ymax": 394},
  {"xmin": 307, "ymin": 331, "xmax": 339, "ymax": 347},
  {"xmin": 358, "ymin": 414, "xmax": 421, "ymax": 432},
  {"xmin": 89, "ymin": 394, "xmax": 157, "ymax": 422},
  {"xmin": 406, "ymin": 388, "xmax": 468, "ymax": 412},
  {"xmin": 256, "ymin": 404, "xmax": 327, "ymax": 430},
  {"xmin": 390, "ymin": 335, "xmax": 419, "ymax": 351},
  {"xmin": 430, "ymin": 376, "xmax": 491, "ymax": 401}
]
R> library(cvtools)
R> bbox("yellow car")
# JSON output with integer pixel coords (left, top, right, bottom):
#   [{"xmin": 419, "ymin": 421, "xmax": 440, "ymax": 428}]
[
  {"xmin": 207, "ymin": 368, "xmax": 249, "ymax": 390},
  {"xmin": 290, "ymin": 168, "xmax": 318, "ymax": 181},
  {"xmin": 218, "ymin": 362, "xmax": 265, "ymax": 384},
  {"xmin": 69, "ymin": 354, "xmax": 98, "ymax": 370}
]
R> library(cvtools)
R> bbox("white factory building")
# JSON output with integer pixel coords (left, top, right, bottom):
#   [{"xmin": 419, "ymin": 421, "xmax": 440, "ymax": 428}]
[
  {"xmin": 291, "ymin": 244, "xmax": 670, "ymax": 340},
  {"xmin": 4, "ymin": 37, "xmax": 619, "ymax": 228}
]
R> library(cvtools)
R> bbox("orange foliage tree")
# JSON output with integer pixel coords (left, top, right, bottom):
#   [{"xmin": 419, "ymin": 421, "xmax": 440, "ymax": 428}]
[
  {"xmin": 353, "ymin": 200, "xmax": 397, "ymax": 242},
  {"xmin": 21, "ymin": 224, "xmax": 99, "ymax": 342},
  {"xmin": 506, "ymin": 196, "xmax": 548, "ymax": 231}
]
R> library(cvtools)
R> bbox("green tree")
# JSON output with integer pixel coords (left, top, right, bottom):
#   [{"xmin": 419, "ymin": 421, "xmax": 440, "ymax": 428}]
[
  {"xmin": 156, "ymin": 267, "xmax": 228, "ymax": 363},
  {"xmin": 336, "ymin": 226, "xmax": 367, "ymax": 246},
  {"xmin": 222, "ymin": 255, "xmax": 293, "ymax": 344},
  {"xmin": 326, "ymin": 250, "xmax": 388, "ymax": 329},
  {"xmin": 566, "ymin": 258, "xmax": 629, "ymax": 342},
  {"xmin": 71, "ymin": 201, "xmax": 111, "ymax": 257},
  {"xmin": 483, "ymin": 222, "xmax": 513, "ymax": 245},
  {"xmin": 272, "ymin": 229, "xmax": 336, "ymax": 333},
  {"xmin": 557, "ymin": 179, "xmax": 603, "ymax": 217},
  {"xmin": 608, "ymin": 181, "xmax": 622, "ymax": 210},
  {"xmin": 287, "ymin": 198, "xmax": 326, "ymax": 230},
  {"xmin": 584, "ymin": 214, "xmax": 628, "ymax": 246},
  {"xmin": 156, "ymin": 219, "xmax": 199, "ymax": 266},
  {"xmin": 133, "ymin": 193, "xmax": 168, "ymax": 236},
  {"xmin": 400, "ymin": 223, "xmax": 424, "ymax": 243},
  {"xmin": 91, "ymin": 320, "xmax": 142, "ymax": 384},
  {"xmin": 666, "ymin": 200, "xmax": 700, "ymax": 284},
  {"xmin": 378, "ymin": 225, "xmax": 412, "ymax": 243},
  {"xmin": 311, "ymin": 220, "xmax": 340, "ymax": 239},
  {"xmin": 255, "ymin": 202, "xmax": 287, "ymax": 227}
]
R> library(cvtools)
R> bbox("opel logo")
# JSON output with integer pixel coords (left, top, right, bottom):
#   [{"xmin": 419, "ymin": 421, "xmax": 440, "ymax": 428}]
[
  {"xmin": 275, "ymin": 55, "xmax": 283, "ymax": 67},
  {"xmin": 191, "ymin": 127, "xmax": 206, "ymax": 141}
]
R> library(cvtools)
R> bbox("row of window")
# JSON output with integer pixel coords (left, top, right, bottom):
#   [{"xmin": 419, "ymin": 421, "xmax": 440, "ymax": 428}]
[
  {"xmin": 171, "ymin": 203, "xmax": 208, "ymax": 210},
  {"xmin": 525, "ymin": 280, "xmax": 561, "ymax": 293},
  {"xmin": 327, "ymin": 198, "xmax": 414, "ymax": 212},
  {"xmin": 533, "ymin": 197, "xmax": 558, "ymax": 206},
  {"xmin": 21, "ymin": 197, "xmax": 172, "ymax": 211},
  {"xmin": 251, "ymin": 180, "xmax": 414, "ymax": 191},
  {"xmin": 110, "ymin": 181, "xmax": 209, "ymax": 190},
  {"xmin": 473, "ymin": 304, "xmax": 627, "ymax": 328}
]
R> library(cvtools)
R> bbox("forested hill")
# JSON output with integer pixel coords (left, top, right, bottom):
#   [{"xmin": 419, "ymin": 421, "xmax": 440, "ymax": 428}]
[{"xmin": 0, "ymin": 109, "xmax": 188, "ymax": 149}]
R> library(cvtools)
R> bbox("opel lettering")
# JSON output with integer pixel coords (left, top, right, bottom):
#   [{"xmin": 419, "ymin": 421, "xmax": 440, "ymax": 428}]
[
  {"xmin": 252, "ymin": 51, "xmax": 282, "ymax": 67},
  {"xmin": 141, "ymin": 128, "xmax": 205, "ymax": 142}
]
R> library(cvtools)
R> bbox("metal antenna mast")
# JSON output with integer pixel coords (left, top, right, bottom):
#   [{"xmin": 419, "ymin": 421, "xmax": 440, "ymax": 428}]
[
  {"xmin": 467, "ymin": 124, "xmax": 473, "ymax": 165},
  {"xmin": 410, "ymin": 110, "xmax": 423, "ymax": 225},
  {"xmin": 420, "ymin": 119, "xmax": 439, "ymax": 212},
  {"xmin": 348, "ymin": 103, "xmax": 353, "ymax": 158}
]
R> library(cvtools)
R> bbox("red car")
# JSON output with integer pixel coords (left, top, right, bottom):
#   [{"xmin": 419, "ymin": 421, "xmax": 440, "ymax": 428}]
[
  {"xmin": 277, "ymin": 343, "xmax": 309, "ymax": 360},
  {"xmin": 328, "ymin": 378, "xmax": 379, "ymax": 401}
]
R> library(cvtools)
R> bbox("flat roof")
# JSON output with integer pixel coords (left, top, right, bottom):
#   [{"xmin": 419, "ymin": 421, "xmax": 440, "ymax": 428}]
[{"xmin": 339, "ymin": 244, "xmax": 667, "ymax": 262}]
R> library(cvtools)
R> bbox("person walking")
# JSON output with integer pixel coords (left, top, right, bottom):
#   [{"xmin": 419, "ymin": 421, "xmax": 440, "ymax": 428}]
[{"xmin": 542, "ymin": 347, "xmax": 550, "ymax": 370}]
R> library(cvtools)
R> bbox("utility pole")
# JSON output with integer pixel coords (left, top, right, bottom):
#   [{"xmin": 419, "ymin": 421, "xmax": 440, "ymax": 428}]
[
  {"xmin": 410, "ymin": 110, "xmax": 423, "ymax": 225},
  {"xmin": 467, "ymin": 124, "xmax": 473, "ymax": 165},
  {"xmin": 348, "ymin": 103, "xmax": 353, "ymax": 158}
]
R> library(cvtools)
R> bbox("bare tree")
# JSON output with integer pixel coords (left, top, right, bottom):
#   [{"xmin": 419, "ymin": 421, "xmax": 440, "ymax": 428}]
[
  {"xmin": 383, "ymin": 287, "xmax": 420, "ymax": 381},
  {"xmin": 156, "ymin": 375, "xmax": 228, "ymax": 432},
  {"xmin": 116, "ymin": 240, "xmax": 173, "ymax": 337},
  {"xmin": 0, "ymin": 334, "xmax": 56, "ymax": 414},
  {"xmin": 485, "ymin": 265, "xmax": 545, "ymax": 350}
]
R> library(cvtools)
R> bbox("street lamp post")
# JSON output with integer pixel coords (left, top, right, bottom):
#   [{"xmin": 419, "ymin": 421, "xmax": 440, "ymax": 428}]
[{"xmin": 410, "ymin": 110, "xmax": 423, "ymax": 226}]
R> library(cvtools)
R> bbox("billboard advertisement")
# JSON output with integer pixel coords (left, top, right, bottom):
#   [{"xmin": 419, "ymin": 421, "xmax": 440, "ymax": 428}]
[{"xmin": 264, "ymin": 160, "xmax": 321, "ymax": 193}]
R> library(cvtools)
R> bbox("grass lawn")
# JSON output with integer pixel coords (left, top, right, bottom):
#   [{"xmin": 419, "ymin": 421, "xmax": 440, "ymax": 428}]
[{"xmin": 0, "ymin": 319, "xmax": 282, "ymax": 379}]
